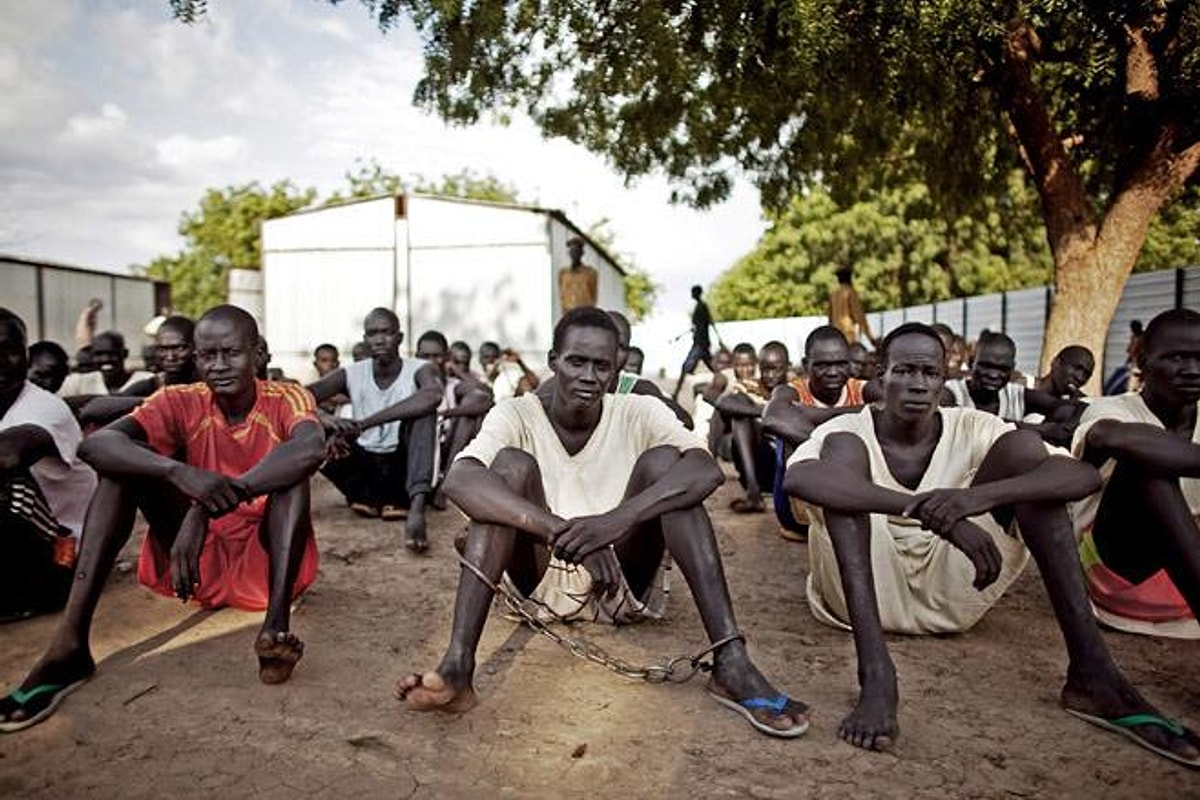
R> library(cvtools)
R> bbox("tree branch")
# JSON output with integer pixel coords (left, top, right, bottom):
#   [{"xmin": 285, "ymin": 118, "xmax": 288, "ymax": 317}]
[{"xmin": 996, "ymin": 19, "xmax": 1096, "ymax": 258}]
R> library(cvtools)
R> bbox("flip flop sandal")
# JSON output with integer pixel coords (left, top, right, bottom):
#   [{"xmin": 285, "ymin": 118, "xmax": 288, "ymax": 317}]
[
  {"xmin": 0, "ymin": 679, "xmax": 90, "ymax": 733},
  {"xmin": 1065, "ymin": 709, "xmax": 1200, "ymax": 769},
  {"xmin": 707, "ymin": 688, "xmax": 810, "ymax": 739},
  {"xmin": 381, "ymin": 506, "xmax": 408, "ymax": 521}
]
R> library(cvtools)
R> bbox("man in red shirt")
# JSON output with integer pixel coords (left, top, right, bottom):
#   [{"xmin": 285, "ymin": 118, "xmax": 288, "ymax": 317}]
[{"xmin": 0, "ymin": 305, "xmax": 325, "ymax": 732}]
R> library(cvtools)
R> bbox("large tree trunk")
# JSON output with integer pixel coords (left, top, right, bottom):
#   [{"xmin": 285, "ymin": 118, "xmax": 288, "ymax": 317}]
[{"xmin": 1000, "ymin": 17, "xmax": 1200, "ymax": 394}]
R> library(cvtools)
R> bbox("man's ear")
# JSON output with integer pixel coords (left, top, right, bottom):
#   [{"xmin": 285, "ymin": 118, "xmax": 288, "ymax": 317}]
[{"xmin": 547, "ymin": 349, "xmax": 558, "ymax": 373}]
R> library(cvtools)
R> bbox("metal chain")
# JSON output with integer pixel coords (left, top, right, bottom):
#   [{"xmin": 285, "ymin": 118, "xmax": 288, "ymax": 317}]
[{"xmin": 457, "ymin": 553, "xmax": 743, "ymax": 684}]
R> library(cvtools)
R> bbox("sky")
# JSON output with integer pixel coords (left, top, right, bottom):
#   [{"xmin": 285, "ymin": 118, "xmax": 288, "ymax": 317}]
[{"xmin": 0, "ymin": 0, "xmax": 769, "ymax": 370}]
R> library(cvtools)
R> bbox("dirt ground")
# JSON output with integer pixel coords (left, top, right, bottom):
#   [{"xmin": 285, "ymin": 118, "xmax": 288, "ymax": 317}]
[{"xmin": 1, "ymin": 471, "xmax": 1197, "ymax": 799}]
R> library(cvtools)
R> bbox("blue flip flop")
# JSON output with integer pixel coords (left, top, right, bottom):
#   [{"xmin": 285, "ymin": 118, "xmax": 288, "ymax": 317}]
[
  {"xmin": 707, "ymin": 688, "xmax": 810, "ymax": 739},
  {"xmin": 1066, "ymin": 708, "xmax": 1200, "ymax": 769},
  {"xmin": 0, "ymin": 679, "xmax": 89, "ymax": 733}
]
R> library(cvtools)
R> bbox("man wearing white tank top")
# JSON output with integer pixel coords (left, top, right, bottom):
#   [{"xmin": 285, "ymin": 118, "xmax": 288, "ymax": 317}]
[{"xmin": 308, "ymin": 308, "xmax": 443, "ymax": 553}]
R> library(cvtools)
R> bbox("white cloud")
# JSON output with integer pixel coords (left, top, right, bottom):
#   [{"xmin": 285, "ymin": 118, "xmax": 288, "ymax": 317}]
[
  {"xmin": 155, "ymin": 133, "xmax": 248, "ymax": 170},
  {"xmin": 64, "ymin": 102, "xmax": 127, "ymax": 138}
]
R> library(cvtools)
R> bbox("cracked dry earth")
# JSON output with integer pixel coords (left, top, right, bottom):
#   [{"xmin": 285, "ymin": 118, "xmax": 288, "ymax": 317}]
[{"xmin": 1, "ymin": 472, "xmax": 1198, "ymax": 799}]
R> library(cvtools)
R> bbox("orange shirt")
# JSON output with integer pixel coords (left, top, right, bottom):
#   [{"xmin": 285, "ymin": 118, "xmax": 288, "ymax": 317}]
[
  {"xmin": 130, "ymin": 381, "xmax": 320, "ymax": 610},
  {"xmin": 789, "ymin": 377, "xmax": 865, "ymax": 408}
]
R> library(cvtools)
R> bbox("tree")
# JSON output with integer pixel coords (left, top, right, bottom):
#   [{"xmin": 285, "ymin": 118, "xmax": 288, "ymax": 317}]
[
  {"xmin": 174, "ymin": 1, "xmax": 1200, "ymax": 387},
  {"xmin": 324, "ymin": 159, "xmax": 521, "ymax": 204},
  {"xmin": 710, "ymin": 174, "xmax": 1054, "ymax": 321},
  {"xmin": 143, "ymin": 180, "xmax": 317, "ymax": 318}
]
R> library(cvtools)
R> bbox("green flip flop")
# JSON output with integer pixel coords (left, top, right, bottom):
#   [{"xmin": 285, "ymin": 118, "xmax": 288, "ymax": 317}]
[
  {"xmin": 0, "ymin": 679, "xmax": 90, "ymax": 733},
  {"xmin": 1066, "ymin": 708, "xmax": 1200, "ymax": 769}
]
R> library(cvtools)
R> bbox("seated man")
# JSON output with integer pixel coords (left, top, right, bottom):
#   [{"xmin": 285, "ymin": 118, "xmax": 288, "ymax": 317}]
[
  {"xmin": 1036, "ymin": 345, "xmax": 1095, "ymax": 402},
  {"xmin": 397, "ymin": 307, "xmax": 809, "ymax": 738},
  {"xmin": 58, "ymin": 330, "xmax": 153, "ymax": 398},
  {"xmin": 479, "ymin": 340, "xmax": 539, "ymax": 401},
  {"xmin": 715, "ymin": 341, "xmax": 791, "ymax": 513},
  {"xmin": 0, "ymin": 306, "xmax": 325, "ymax": 732},
  {"xmin": 1071, "ymin": 309, "xmax": 1200, "ymax": 640},
  {"xmin": 0, "ymin": 310, "xmax": 97, "ymax": 622},
  {"xmin": 537, "ymin": 310, "xmax": 692, "ymax": 428},
  {"xmin": 413, "ymin": 330, "xmax": 494, "ymax": 508},
  {"xmin": 784, "ymin": 322, "xmax": 1198, "ymax": 765},
  {"xmin": 26, "ymin": 341, "xmax": 70, "ymax": 394},
  {"xmin": 311, "ymin": 343, "xmax": 349, "ymax": 414},
  {"xmin": 763, "ymin": 326, "xmax": 865, "ymax": 538},
  {"xmin": 76, "ymin": 316, "xmax": 199, "ymax": 428},
  {"xmin": 945, "ymin": 331, "xmax": 1081, "ymax": 446},
  {"xmin": 309, "ymin": 307, "xmax": 442, "ymax": 551}
]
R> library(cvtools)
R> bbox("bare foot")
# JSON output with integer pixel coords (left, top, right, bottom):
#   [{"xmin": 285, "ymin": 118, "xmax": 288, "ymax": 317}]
[
  {"xmin": 255, "ymin": 630, "xmax": 304, "ymax": 685},
  {"xmin": 396, "ymin": 671, "xmax": 477, "ymax": 713},
  {"xmin": 1062, "ymin": 672, "xmax": 1200, "ymax": 762},
  {"xmin": 840, "ymin": 675, "xmax": 898, "ymax": 751},
  {"xmin": 729, "ymin": 496, "xmax": 765, "ymax": 514},
  {"xmin": 404, "ymin": 507, "xmax": 429, "ymax": 554}
]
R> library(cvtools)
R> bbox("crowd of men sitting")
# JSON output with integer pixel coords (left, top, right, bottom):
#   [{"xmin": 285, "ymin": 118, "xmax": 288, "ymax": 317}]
[{"xmin": 1, "ymin": 299, "xmax": 1198, "ymax": 770}]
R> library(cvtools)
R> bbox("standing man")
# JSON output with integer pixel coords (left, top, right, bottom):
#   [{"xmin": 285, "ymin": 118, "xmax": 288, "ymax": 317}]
[
  {"xmin": 558, "ymin": 236, "xmax": 599, "ymax": 314},
  {"xmin": 398, "ymin": 307, "xmax": 809, "ymax": 739},
  {"xmin": 783, "ymin": 322, "xmax": 1198, "ymax": 765},
  {"xmin": 309, "ymin": 308, "xmax": 442, "ymax": 552},
  {"xmin": 672, "ymin": 285, "xmax": 717, "ymax": 401},
  {"xmin": 828, "ymin": 266, "xmax": 876, "ymax": 347},
  {"xmin": 0, "ymin": 306, "xmax": 325, "ymax": 732}
]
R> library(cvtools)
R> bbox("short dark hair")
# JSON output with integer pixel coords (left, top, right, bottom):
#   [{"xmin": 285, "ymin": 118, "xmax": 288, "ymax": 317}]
[
  {"xmin": 732, "ymin": 342, "xmax": 757, "ymax": 359},
  {"xmin": 365, "ymin": 307, "xmax": 401, "ymax": 330},
  {"xmin": 479, "ymin": 341, "xmax": 500, "ymax": 356},
  {"xmin": 417, "ymin": 330, "xmax": 449, "ymax": 350},
  {"xmin": 29, "ymin": 340, "xmax": 68, "ymax": 364},
  {"xmin": 835, "ymin": 266, "xmax": 854, "ymax": 284},
  {"xmin": 158, "ymin": 315, "xmax": 195, "ymax": 343},
  {"xmin": 1142, "ymin": 308, "xmax": 1200, "ymax": 356},
  {"xmin": 450, "ymin": 340, "xmax": 472, "ymax": 358},
  {"xmin": 92, "ymin": 330, "xmax": 126, "ymax": 351},
  {"xmin": 760, "ymin": 340, "xmax": 789, "ymax": 361},
  {"xmin": 879, "ymin": 322, "xmax": 945, "ymax": 366},
  {"xmin": 197, "ymin": 304, "xmax": 260, "ymax": 345},
  {"xmin": 0, "ymin": 307, "xmax": 27, "ymax": 342},
  {"xmin": 803, "ymin": 325, "xmax": 848, "ymax": 357},
  {"xmin": 314, "ymin": 343, "xmax": 338, "ymax": 357},
  {"xmin": 976, "ymin": 330, "xmax": 1016, "ymax": 358},
  {"xmin": 552, "ymin": 306, "xmax": 620, "ymax": 352}
]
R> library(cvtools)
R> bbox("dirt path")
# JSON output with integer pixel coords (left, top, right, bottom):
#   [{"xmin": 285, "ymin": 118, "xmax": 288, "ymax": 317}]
[{"xmin": 1, "ymin": 474, "xmax": 1197, "ymax": 798}]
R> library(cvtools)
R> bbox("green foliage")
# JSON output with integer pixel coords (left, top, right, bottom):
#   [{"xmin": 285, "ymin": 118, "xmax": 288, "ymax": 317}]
[
  {"xmin": 710, "ymin": 175, "xmax": 1053, "ymax": 321},
  {"xmin": 1138, "ymin": 185, "xmax": 1200, "ymax": 271},
  {"xmin": 324, "ymin": 159, "xmax": 521, "ymax": 205},
  {"xmin": 142, "ymin": 180, "xmax": 317, "ymax": 318}
]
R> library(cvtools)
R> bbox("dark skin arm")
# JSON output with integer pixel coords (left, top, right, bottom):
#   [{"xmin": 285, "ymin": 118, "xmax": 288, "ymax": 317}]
[
  {"xmin": 0, "ymin": 424, "xmax": 58, "ymax": 473},
  {"xmin": 355, "ymin": 363, "xmax": 444, "ymax": 430},
  {"xmin": 553, "ymin": 448, "xmax": 723, "ymax": 563},
  {"xmin": 444, "ymin": 386, "xmax": 493, "ymax": 418},
  {"xmin": 77, "ymin": 395, "xmax": 145, "ymax": 427},
  {"xmin": 714, "ymin": 392, "xmax": 765, "ymax": 420},
  {"xmin": 1082, "ymin": 418, "xmax": 1200, "ymax": 475},
  {"xmin": 762, "ymin": 384, "xmax": 862, "ymax": 446},
  {"xmin": 699, "ymin": 371, "xmax": 729, "ymax": 405},
  {"xmin": 631, "ymin": 378, "xmax": 693, "ymax": 429},
  {"xmin": 442, "ymin": 456, "xmax": 566, "ymax": 545}
]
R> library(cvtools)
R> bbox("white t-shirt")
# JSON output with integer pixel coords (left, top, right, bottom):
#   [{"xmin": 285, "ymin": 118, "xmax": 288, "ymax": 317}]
[
  {"xmin": 457, "ymin": 393, "xmax": 704, "ymax": 621},
  {"xmin": 487, "ymin": 361, "xmax": 526, "ymax": 403},
  {"xmin": 788, "ymin": 406, "xmax": 1030, "ymax": 633},
  {"xmin": 945, "ymin": 379, "xmax": 1026, "ymax": 422},
  {"xmin": 59, "ymin": 370, "xmax": 153, "ymax": 398},
  {"xmin": 1, "ymin": 382, "xmax": 98, "ymax": 537}
]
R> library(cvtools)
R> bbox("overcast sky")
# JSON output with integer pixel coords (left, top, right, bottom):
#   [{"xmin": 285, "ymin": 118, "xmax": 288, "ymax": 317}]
[{"xmin": 0, "ymin": 0, "xmax": 768, "ymax": 366}]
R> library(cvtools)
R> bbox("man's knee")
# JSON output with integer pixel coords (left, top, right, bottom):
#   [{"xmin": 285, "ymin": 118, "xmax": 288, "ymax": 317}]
[
  {"xmin": 820, "ymin": 431, "xmax": 871, "ymax": 473},
  {"xmin": 989, "ymin": 429, "xmax": 1047, "ymax": 472},
  {"xmin": 631, "ymin": 445, "xmax": 681, "ymax": 484},
  {"xmin": 490, "ymin": 448, "xmax": 540, "ymax": 488}
]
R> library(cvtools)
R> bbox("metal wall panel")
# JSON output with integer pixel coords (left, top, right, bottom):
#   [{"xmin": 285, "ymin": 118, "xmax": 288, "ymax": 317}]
[
  {"xmin": 41, "ymin": 269, "xmax": 113, "ymax": 354},
  {"xmin": 933, "ymin": 299, "xmax": 966, "ymax": 334},
  {"xmin": 0, "ymin": 260, "xmax": 40, "ymax": 339},
  {"xmin": 1182, "ymin": 266, "xmax": 1200, "ymax": 310},
  {"xmin": 1101, "ymin": 270, "xmax": 1177, "ymax": 382},
  {"xmin": 904, "ymin": 303, "xmax": 934, "ymax": 324},
  {"xmin": 879, "ymin": 309, "xmax": 906, "ymax": 336},
  {"xmin": 1004, "ymin": 286, "xmax": 1049, "ymax": 377},
  {"xmin": 964, "ymin": 293, "xmax": 1003, "ymax": 341}
]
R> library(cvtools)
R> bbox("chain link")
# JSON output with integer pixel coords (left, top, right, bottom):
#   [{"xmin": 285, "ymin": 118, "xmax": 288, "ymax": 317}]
[{"xmin": 457, "ymin": 554, "xmax": 742, "ymax": 684}]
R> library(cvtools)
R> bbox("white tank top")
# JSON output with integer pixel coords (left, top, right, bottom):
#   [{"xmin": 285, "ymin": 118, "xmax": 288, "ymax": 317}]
[
  {"xmin": 945, "ymin": 379, "xmax": 1025, "ymax": 422},
  {"xmin": 345, "ymin": 357, "xmax": 427, "ymax": 453}
]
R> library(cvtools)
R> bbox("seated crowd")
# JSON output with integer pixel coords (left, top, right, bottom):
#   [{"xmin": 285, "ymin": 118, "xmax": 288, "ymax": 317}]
[{"xmin": 0, "ymin": 300, "xmax": 1198, "ymax": 769}]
